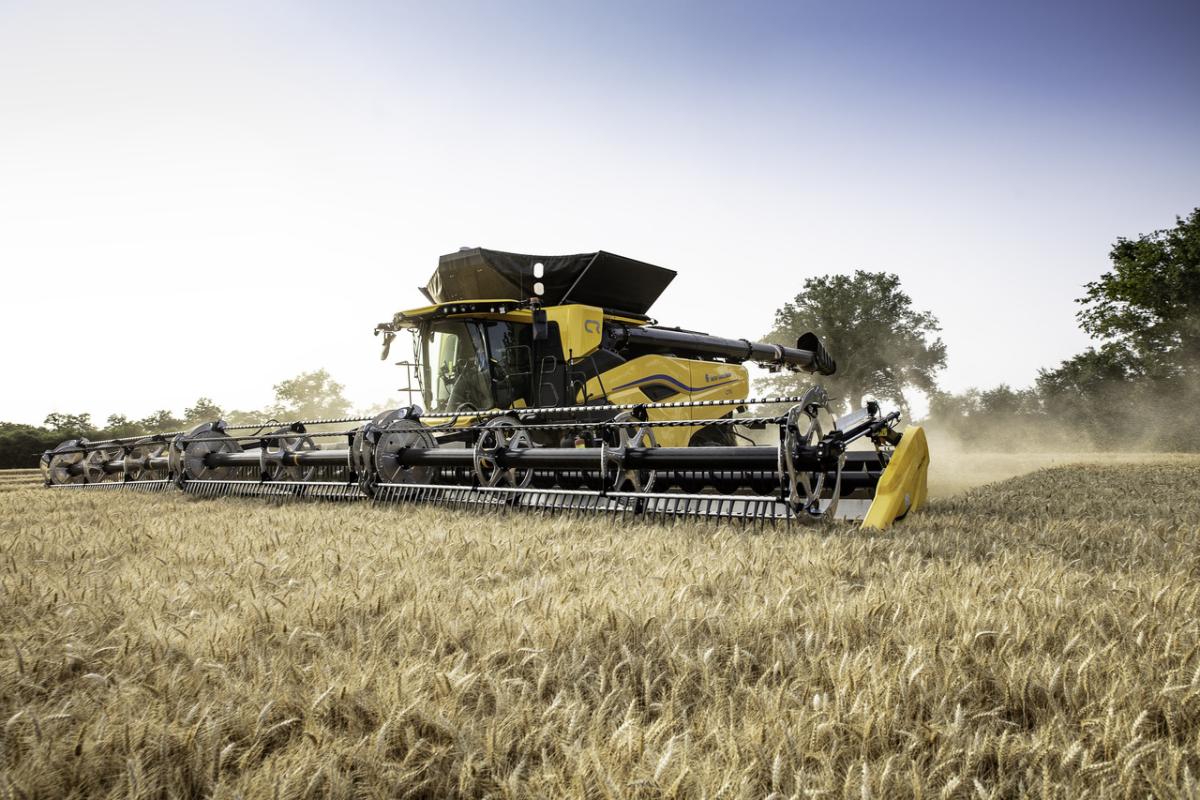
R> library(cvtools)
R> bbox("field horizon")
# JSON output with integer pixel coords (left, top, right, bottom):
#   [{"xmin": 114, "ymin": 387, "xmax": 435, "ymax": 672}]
[{"xmin": 2, "ymin": 456, "xmax": 1200, "ymax": 797}]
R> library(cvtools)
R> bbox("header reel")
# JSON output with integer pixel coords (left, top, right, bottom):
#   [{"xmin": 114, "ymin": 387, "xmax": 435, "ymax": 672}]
[{"xmin": 40, "ymin": 391, "xmax": 927, "ymax": 529}]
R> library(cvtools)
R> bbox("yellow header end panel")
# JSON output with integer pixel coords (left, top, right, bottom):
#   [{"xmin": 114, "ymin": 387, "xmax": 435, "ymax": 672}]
[
  {"xmin": 545, "ymin": 305, "xmax": 603, "ymax": 362},
  {"xmin": 861, "ymin": 426, "xmax": 929, "ymax": 530}
]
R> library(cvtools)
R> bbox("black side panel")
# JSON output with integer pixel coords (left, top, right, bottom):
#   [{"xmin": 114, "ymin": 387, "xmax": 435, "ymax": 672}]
[{"xmin": 560, "ymin": 251, "xmax": 676, "ymax": 315}]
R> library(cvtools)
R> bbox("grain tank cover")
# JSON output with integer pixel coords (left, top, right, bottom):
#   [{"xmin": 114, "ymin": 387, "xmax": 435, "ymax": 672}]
[{"xmin": 424, "ymin": 248, "xmax": 676, "ymax": 316}]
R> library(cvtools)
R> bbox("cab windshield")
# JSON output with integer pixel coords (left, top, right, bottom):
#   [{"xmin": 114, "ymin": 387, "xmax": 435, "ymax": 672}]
[
  {"xmin": 423, "ymin": 321, "xmax": 494, "ymax": 413},
  {"xmin": 419, "ymin": 319, "xmax": 535, "ymax": 413}
]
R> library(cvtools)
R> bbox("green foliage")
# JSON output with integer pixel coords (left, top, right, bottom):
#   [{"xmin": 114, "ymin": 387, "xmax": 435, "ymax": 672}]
[
  {"xmin": 269, "ymin": 369, "xmax": 350, "ymax": 421},
  {"xmin": 183, "ymin": 397, "xmax": 224, "ymax": 426},
  {"xmin": 1, "ymin": 370, "xmax": 355, "ymax": 468},
  {"xmin": 43, "ymin": 412, "xmax": 93, "ymax": 436},
  {"xmin": 0, "ymin": 423, "xmax": 64, "ymax": 469},
  {"xmin": 927, "ymin": 208, "xmax": 1200, "ymax": 452},
  {"xmin": 136, "ymin": 410, "xmax": 186, "ymax": 434},
  {"xmin": 925, "ymin": 385, "xmax": 1061, "ymax": 450},
  {"xmin": 760, "ymin": 271, "xmax": 946, "ymax": 412},
  {"xmin": 1077, "ymin": 208, "xmax": 1200, "ymax": 376},
  {"xmin": 104, "ymin": 414, "xmax": 142, "ymax": 440}
]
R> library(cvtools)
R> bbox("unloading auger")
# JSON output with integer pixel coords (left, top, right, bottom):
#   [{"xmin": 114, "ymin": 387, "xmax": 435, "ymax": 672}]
[{"xmin": 40, "ymin": 248, "xmax": 930, "ymax": 528}]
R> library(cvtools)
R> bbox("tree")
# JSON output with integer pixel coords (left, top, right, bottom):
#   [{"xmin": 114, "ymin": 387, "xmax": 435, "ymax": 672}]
[
  {"xmin": 1077, "ymin": 208, "xmax": 1200, "ymax": 376},
  {"xmin": 0, "ymin": 422, "xmax": 62, "ymax": 469},
  {"xmin": 270, "ymin": 369, "xmax": 350, "ymax": 421},
  {"xmin": 43, "ymin": 412, "xmax": 94, "ymax": 437},
  {"xmin": 977, "ymin": 384, "xmax": 1041, "ymax": 418},
  {"xmin": 104, "ymin": 414, "xmax": 142, "ymax": 439},
  {"xmin": 183, "ymin": 397, "xmax": 224, "ymax": 426},
  {"xmin": 1035, "ymin": 343, "xmax": 1146, "ymax": 443},
  {"xmin": 223, "ymin": 408, "xmax": 267, "ymax": 426},
  {"xmin": 137, "ymin": 410, "xmax": 185, "ymax": 433},
  {"xmin": 759, "ymin": 271, "xmax": 946, "ymax": 413}
]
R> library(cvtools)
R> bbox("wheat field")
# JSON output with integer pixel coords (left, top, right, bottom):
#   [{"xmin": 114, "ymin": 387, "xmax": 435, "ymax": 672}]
[{"xmin": 2, "ymin": 458, "xmax": 1200, "ymax": 799}]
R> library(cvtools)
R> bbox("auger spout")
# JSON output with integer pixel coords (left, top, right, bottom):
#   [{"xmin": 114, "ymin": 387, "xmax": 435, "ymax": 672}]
[{"xmin": 615, "ymin": 325, "xmax": 836, "ymax": 374}]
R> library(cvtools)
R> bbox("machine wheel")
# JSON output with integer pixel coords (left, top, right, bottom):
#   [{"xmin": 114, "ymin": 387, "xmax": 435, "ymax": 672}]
[
  {"xmin": 374, "ymin": 418, "xmax": 437, "ymax": 485},
  {"xmin": 473, "ymin": 417, "xmax": 534, "ymax": 488},
  {"xmin": 170, "ymin": 422, "xmax": 242, "ymax": 482},
  {"xmin": 123, "ymin": 437, "xmax": 168, "ymax": 482},
  {"xmin": 612, "ymin": 411, "xmax": 657, "ymax": 493},
  {"xmin": 265, "ymin": 425, "xmax": 318, "ymax": 482},
  {"xmin": 42, "ymin": 440, "xmax": 86, "ymax": 486},
  {"xmin": 781, "ymin": 388, "xmax": 844, "ymax": 519},
  {"xmin": 82, "ymin": 446, "xmax": 122, "ymax": 483}
]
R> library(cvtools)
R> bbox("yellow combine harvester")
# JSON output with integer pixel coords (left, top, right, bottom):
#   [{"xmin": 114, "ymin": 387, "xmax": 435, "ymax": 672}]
[{"xmin": 41, "ymin": 248, "xmax": 929, "ymax": 527}]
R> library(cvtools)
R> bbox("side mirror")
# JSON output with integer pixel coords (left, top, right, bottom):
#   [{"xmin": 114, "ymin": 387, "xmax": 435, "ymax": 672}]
[{"xmin": 532, "ymin": 307, "xmax": 549, "ymax": 341}]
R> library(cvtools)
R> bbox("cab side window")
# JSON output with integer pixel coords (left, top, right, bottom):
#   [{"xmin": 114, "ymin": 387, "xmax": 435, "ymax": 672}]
[{"xmin": 481, "ymin": 322, "xmax": 534, "ymax": 407}]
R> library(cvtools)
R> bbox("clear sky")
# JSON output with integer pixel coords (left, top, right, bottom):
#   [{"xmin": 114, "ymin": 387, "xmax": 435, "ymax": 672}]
[{"xmin": 1, "ymin": 0, "xmax": 1197, "ymax": 425}]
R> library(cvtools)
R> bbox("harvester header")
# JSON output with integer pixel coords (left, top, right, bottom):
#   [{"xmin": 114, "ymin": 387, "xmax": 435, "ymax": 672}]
[{"xmin": 41, "ymin": 248, "xmax": 929, "ymax": 528}]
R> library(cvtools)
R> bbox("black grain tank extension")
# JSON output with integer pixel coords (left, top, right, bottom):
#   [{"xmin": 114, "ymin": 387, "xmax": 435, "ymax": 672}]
[{"xmin": 422, "ymin": 248, "xmax": 676, "ymax": 316}]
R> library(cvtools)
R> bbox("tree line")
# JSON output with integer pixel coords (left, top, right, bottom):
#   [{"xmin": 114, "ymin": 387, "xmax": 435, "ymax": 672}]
[
  {"xmin": 763, "ymin": 207, "xmax": 1199, "ymax": 450},
  {"xmin": 5, "ymin": 208, "xmax": 1196, "ymax": 467},
  {"xmin": 0, "ymin": 370, "xmax": 352, "ymax": 469}
]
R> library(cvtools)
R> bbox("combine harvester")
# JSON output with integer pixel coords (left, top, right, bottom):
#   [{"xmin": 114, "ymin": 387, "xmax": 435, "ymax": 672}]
[{"xmin": 41, "ymin": 249, "xmax": 929, "ymax": 528}]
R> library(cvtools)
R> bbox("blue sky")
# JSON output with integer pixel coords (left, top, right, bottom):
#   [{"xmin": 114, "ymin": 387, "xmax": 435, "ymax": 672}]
[{"xmin": 1, "ymin": 0, "xmax": 1197, "ymax": 423}]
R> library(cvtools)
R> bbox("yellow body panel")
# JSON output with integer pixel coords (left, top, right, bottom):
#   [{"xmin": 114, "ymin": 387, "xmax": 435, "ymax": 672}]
[
  {"xmin": 861, "ymin": 426, "xmax": 929, "ymax": 530},
  {"xmin": 545, "ymin": 305, "xmax": 603, "ymax": 361},
  {"xmin": 582, "ymin": 355, "xmax": 748, "ymax": 447}
]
